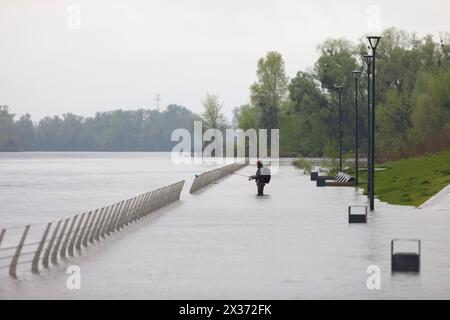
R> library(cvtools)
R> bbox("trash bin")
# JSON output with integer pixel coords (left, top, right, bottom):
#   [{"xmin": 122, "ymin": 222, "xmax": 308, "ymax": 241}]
[
  {"xmin": 348, "ymin": 206, "xmax": 367, "ymax": 223},
  {"xmin": 316, "ymin": 177, "xmax": 326, "ymax": 187},
  {"xmin": 391, "ymin": 239, "xmax": 421, "ymax": 272},
  {"xmin": 310, "ymin": 172, "xmax": 319, "ymax": 181}
]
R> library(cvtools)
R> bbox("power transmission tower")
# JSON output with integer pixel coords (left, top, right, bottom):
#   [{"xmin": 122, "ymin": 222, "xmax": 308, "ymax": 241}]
[{"xmin": 155, "ymin": 94, "xmax": 162, "ymax": 111}]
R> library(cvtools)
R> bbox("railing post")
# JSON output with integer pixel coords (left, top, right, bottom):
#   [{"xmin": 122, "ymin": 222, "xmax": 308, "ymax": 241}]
[
  {"xmin": 165, "ymin": 185, "xmax": 172, "ymax": 205},
  {"xmin": 112, "ymin": 200, "xmax": 127, "ymax": 232},
  {"xmin": 146, "ymin": 190, "xmax": 156, "ymax": 215},
  {"xmin": 134, "ymin": 193, "xmax": 146, "ymax": 220},
  {"xmin": 126, "ymin": 196, "xmax": 140, "ymax": 224},
  {"xmin": 9, "ymin": 225, "xmax": 30, "ymax": 278},
  {"xmin": 125, "ymin": 196, "xmax": 139, "ymax": 224},
  {"xmin": 177, "ymin": 181, "xmax": 182, "ymax": 196},
  {"xmin": 152, "ymin": 188, "xmax": 162, "ymax": 212},
  {"xmin": 0, "ymin": 228, "xmax": 5, "ymax": 248},
  {"xmin": 133, "ymin": 194, "xmax": 146, "ymax": 221},
  {"xmin": 83, "ymin": 209, "xmax": 99, "ymax": 247},
  {"xmin": 146, "ymin": 190, "xmax": 157, "ymax": 214},
  {"xmin": 51, "ymin": 217, "xmax": 70, "ymax": 265},
  {"xmin": 169, "ymin": 183, "xmax": 176, "ymax": 203},
  {"xmin": 101, "ymin": 203, "xmax": 116, "ymax": 237},
  {"xmin": 142, "ymin": 191, "xmax": 150, "ymax": 215},
  {"xmin": 177, "ymin": 181, "xmax": 185, "ymax": 199},
  {"xmin": 172, "ymin": 182, "xmax": 178, "ymax": 201},
  {"xmin": 43, "ymin": 220, "xmax": 61, "ymax": 269},
  {"xmin": 160, "ymin": 186, "xmax": 167, "ymax": 208},
  {"xmin": 76, "ymin": 211, "xmax": 92, "ymax": 252},
  {"xmin": 174, "ymin": 181, "xmax": 184, "ymax": 201},
  {"xmin": 32, "ymin": 222, "xmax": 52, "ymax": 274},
  {"xmin": 107, "ymin": 201, "xmax": 123, "ymax": 235},
  {"xmin": 159, "ymin": 186, "xmax": 167, "ymax": 208},
  {"xmin": 156, "ymin": 186, "xmax": 165, "ymax": 208},
  {"xmin": 69, "ymin": 212, "xmax": 86, "ymax": 257},
  {"xmin": 89, "ymin": 207, "xmax": 104, "ymax": 244},
  {"xmin": 171, "ymin": 183, "xmax": 178, "ymax": 202},
  {"xmin": 60, "ymin": 215, "xmax": 78, "ymax": 259},
  {"xmin": 96, "ymin": 206, "xmax": 109, "ymax": 240},
  {"xmin": 123, "ymin": 197, "xmax": 136, "ymax": 227},
  {"xmin": 150, "ymin": 189, "xmax": 159, "ymax": 212},
  {"xmin": 170, "ymin": 183, "xmax": 176, "ymax": 203},
  {"xmin": 133, "ymin": 195, "xmax": 143, "ymax": 220},
  {"xmin": 132, "ymin": 195, "xmax": 144, "ymax": 221},
  {"xmin": 140, "ymin": 192, "xmax": 151, "ymax": 218},
  {"xmin": 97, "ymin": 205, "xmax": 113, "ymax": 240},
  {"xmin": 117, "ymin": 199, "xmax": 132, "ymax": 229},
  {"xmin": 136, "ymin": 193, "xmax": 148, "ymax": 220},
  {"xmin": 162, "ymin": 186, "xmax": 170, "ymax": 207}
]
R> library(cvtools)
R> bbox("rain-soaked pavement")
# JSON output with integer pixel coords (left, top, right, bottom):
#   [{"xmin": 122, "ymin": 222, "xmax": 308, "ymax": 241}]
[{"xmin": 1, "ymin": 159, "xmax": 450, "ymax": 299}]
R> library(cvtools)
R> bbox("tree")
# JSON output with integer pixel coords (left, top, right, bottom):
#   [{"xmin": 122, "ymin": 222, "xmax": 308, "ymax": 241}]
[
  {"xmin": 376, "ymin": 90, "xmax": 414, "ymax": 159},
  {"xmin": 315, "ymin": 38, "xmax": 361, "ymax": 156},
  {"xmin": 250, "ymin": 51, "xmax": 288, "ymax": 130},
  {"xmin": 201, "ymin": 93, "xmax": 226, "ymax": 129},
  {"xmin": 287, "ymin": 71, "xmax": 332, "ymax": 156},
  {"xmin": 234, "ymin": 104, "xmax": 260, "ymax": 130},
  {"xmin": 36, "ymin": 116, "xmax": 64, "ymax": 150},
  {"xmin": 410, "ymin": 68, "xmax": 450, "ymax": 154},
  {"xmin": 231, "ymin": 107, "xmax": 241, "ymax": 128},
  {"xmin": 16, "ymin": 114, "xmax": 36, "ymax": 151},
  {"xmin": 0, "ymin": 105, "xmax": 19, "ymax": 151}
]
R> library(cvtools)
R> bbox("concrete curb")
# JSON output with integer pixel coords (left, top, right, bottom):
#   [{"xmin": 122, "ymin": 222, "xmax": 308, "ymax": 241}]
[{"xmin": 419, "ymin": 183, "xmax": 450, "ymax": 209}]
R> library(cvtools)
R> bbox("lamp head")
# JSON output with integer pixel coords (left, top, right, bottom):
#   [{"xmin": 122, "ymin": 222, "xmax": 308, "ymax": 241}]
[
  {"xmin": 352, "ymin": 70, "xmax": 362, "ymax": 79},
  {"xmin": 335, "ymin": 85, "xmax": 344, "ymax": 94},
  {"xmin": 363, "ymin": 54, "xmax": 373, "ymax": 66},
  {"xmin": 367, "ymin": 36, "xmax": 382, "ymax": 50}
]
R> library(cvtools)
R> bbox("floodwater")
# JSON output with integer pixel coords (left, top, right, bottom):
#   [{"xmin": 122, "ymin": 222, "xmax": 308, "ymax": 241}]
[
  {"xmin": 1, "ymin": 152, "xmax": 450, "ymax": 299},
  {"xmin": 0, "ymin": 152, "xmax": 215, "ymax": 226}
]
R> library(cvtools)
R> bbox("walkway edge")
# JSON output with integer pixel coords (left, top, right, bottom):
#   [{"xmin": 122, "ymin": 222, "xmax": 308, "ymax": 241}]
[{"xmin": 419, "ymin": 183, "xmax": 450, "ymax": 209}]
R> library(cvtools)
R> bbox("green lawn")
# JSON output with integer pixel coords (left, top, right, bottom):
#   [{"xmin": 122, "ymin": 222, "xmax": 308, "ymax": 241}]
[{"xmin": 356, "ymin": 150, "xmax": 450, "ymax": 207}]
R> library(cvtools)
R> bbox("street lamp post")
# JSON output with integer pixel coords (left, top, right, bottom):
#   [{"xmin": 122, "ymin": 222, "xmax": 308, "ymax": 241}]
[
  {"xmin": 335, "ymin": 86, "xmax": 344, "ymax": 172},
  {"xmin": 352, "ymin": 71, "xmax": 361, "ymax": 185},
  {"xmin": 363, "ymin": 55, "xmax": 373, "ymax": 197},
  {"xmin": 367, "ymin": 36, "xmax": 381, "ymax": 211}
]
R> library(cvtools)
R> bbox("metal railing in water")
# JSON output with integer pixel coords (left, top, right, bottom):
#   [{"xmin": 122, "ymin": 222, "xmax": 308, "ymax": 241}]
[
  {"xmin": 0, "ymin": 180, "xmax": 185, "ymax": 279},
  {"xmin": 189, "ymin": 163, "xmax": 246, "ymax": 194}
]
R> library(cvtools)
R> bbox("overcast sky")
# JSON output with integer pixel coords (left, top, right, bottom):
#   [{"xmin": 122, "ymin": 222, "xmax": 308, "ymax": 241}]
[{"xmin": 1, "ymin": 0, "xmax": 450, "ymax": 121}]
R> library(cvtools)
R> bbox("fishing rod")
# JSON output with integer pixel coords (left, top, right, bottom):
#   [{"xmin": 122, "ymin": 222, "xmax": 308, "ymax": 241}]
[
  {"xmin": 195, "ymin": 172, "xmax": 249, "ymax": 178},
  {"xmin": 232, "ymin": 172, "xmax": 250, "ymax": 178}
]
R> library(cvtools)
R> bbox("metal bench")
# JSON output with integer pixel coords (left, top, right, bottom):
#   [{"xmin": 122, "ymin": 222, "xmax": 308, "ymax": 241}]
[{"xmin": 316, "ymin": 172, "xmax": 356, "ymax": 187}]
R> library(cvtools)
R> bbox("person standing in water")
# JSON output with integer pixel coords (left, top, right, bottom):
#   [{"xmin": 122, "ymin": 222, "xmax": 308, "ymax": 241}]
[{"xmin": 249, "ymin": 160, "xmax": 271, "ymax": 196}]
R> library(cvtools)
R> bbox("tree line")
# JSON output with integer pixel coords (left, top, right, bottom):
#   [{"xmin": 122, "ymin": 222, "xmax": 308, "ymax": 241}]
[
  {"xmin": 0, "ymin": 105, "xmax": 199, "ymax": 151},
  {"xmin": 2, "ymin": 27, "xmax": 450, "ymax": 159},
  {"xmin": 233, "ymin": 27, "xmax": 450, "ymax": 160}
]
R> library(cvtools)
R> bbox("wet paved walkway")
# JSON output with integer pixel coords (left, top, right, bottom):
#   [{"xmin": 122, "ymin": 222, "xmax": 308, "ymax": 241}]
[
  {"xmin": 1, "ymin": 165, "xmax": 450, "ymax": 299},
  {"xmin": 420, "ymin": 184, "xmax": 450, "ymax": 211}
]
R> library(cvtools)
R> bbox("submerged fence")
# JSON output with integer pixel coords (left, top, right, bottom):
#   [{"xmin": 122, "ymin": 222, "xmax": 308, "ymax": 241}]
[
  {"xmin": 190, "ymin": 163, "xmax": 246, "ymax": 194},
  {"xmin": 0, "ymin": 180, "xmax": 185, "ymax": 279}
]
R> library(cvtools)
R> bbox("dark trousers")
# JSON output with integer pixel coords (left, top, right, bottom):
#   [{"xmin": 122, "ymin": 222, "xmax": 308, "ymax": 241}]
[{"xmin": 257, "ymin": 182, "xmax": 265, "ymax": 196}]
